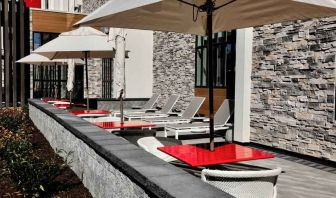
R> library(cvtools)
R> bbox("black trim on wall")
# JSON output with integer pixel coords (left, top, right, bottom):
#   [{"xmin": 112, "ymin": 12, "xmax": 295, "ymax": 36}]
[
  {"xmin": 0, "ymin": 0, "xmax": 30, "ymax": 107},
  {"xmin": 195, "ymin": 31, "xmax": 236, "ymax": 90},
  {"xmin": 240, "ymin": 142, "xmax": 336, "ymax": 169}
]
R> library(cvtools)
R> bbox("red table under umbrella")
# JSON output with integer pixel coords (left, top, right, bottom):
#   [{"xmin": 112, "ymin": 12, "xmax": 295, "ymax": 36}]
[
  {"xmin": 68, "ymin": 109, "xmax": 111, "ymax": 117},
  {"xmin": 94, "ymin": 121, "xmax": 156, "ymax": 132},
  {"xmin": 42, "ymin": 98, "xmax": 70, "ymax": 103},
  {"xmin": 54, "ymin": 103, "xmax": 87, "ymax": 109},
  {"xmin": 158, "ymin": 143, "xmax": 275, "ymax": 167}
]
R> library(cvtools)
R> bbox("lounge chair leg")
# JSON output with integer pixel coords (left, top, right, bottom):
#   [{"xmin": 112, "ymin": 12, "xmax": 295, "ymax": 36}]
[{"xmin": 226, "ymin": 129, "xmax": 233, "ymax": 143}]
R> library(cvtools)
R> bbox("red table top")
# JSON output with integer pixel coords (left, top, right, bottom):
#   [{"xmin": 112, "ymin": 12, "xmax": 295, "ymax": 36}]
[
  {"xmin": 95, "ymin": 121, "xmax": 156, "ymax": 129},
  {"xmin": 68, "ymin": 109, "xmax": 111, "ymax": 115},
  {"xmin": 42, "ymin": 98, "xmax": 70, "ymax": 103},
  {"xmin": 158, "ymin": 143, "xmax": 275, "ymax": 167},
  {"xmin": 54, "ymin": 103, "xmax": 87, "ymax": 108}
]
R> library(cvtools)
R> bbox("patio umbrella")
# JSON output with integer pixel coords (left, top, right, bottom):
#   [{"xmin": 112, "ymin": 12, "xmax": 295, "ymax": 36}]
[
  {"xmin": 109, "ymin": 28, "xmax": 127, "ymax": 98},
  {"xmin": 109, "ymin": 28, "xmax": 127, "ymax": 123},
  {"xmin": 17, "ymin": 54, "xmax": 84, "ymax": 98},
  {"xmin": 16, "ymin": 53, "xmax": 68, "ymax": 65},
  {"xmin": 33, "ymin": 27, "xmax": 115, "ymax": 109},
  {"xmin": 67, "ymin": 59, "xmax": 76, "ymax": 103},
  {"xmin": 76, "ymin": 0, "xmax": 336, "ymax": 151}
]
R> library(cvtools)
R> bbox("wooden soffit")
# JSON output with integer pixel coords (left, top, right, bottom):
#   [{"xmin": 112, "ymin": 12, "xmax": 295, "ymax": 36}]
[{"xmin": 32, "ymin": 10, "xmax": 86, "ymax": 33}]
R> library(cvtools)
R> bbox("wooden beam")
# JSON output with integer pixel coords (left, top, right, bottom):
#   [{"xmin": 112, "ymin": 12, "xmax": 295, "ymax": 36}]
[
  {"xmin": 19, "ymin": 0, "xmax": 25, "ymax": 106},
  {"xmin": 12, "ymin": 0, "xmax": 17, "ymax": 107},
  {"xmin": 4, "ymin": 0, "xmax": 10, "ymax": 107},
  {"xmin": 32, "ymin": 10, "xmax": 85, "ymax": 33}
]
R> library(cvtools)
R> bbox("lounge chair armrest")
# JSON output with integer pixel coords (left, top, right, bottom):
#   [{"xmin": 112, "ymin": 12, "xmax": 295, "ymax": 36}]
[
  {"xmin": 191, "ymin": 117, "xmax": 207, "ymax": 122},
  {"xmin": 145, "ymin": 109, "xmax": 157, "ymax": 113},
  {"xmin": 168, "ymin": 113, "xmax": 180, "ymax": 117},
  {"xmin": 225, "ymin": 123, "xmax": 233, "ymax": 127}
]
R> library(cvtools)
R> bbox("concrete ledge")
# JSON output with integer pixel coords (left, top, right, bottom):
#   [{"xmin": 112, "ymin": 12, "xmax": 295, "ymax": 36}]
[{"xmin": 29, "ymin": 99, "xmax": 232, "ymax": 198}]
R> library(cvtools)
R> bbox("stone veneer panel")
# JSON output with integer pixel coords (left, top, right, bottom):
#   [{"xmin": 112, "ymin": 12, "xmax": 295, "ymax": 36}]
[
  {"xmin": 153, "ymin": 32, "xmax": 195, "ymax": 110},
  {"xmin": 251, "ymin": 17, "xmax": 336, "ymax": 161},
  {"xmin": 85, "ymin": 58, "xmax": 103, "ymax": 98},
  {"xmin": 82, "ymin": 0, "xmax": 110, "ymax": 98},
  {"xmin": 29, "ymin": 104, "xmax": 150, "ymax": 198}
]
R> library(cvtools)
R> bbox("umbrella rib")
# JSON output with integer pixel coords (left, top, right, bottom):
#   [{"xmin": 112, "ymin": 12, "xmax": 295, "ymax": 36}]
[
  {"xmin": 214, "ymin": 0, "xmax": 236, "ymax": 11},
  {"xmin": 177, "ymin": 0, "xmax": 200, "ymax": 8}
]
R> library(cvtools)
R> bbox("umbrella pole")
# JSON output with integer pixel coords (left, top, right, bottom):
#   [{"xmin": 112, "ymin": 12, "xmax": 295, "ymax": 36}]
[
  {"xmin": 85, "ymin": 51, "xmax": 89, "ymax": 110},
  {"xmin": 206, "ymin": 0, "xmax": 215, "ymax": 151}
]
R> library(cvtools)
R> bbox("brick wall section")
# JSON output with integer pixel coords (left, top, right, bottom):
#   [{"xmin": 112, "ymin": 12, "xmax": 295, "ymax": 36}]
[
  {"xmin": 251, "ymin": 17, "xmax": 336, "ymax": 161},
  {"xmin": 153, "ymin": 32, "xmax": 195, "ymax": 110}
]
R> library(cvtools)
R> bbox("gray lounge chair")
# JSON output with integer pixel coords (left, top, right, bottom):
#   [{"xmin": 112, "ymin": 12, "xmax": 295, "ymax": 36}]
[
  {"xmin": 124, "ymin": 95, "xmax": 180, "ymax": 120},
  {"xmin": 164, "ymin": 99, "xmax": 234, "ymax": 139},
  {"xmin": 112, "ymin": 93, "xmax": 160, "ymax": 116},
  {"xmin": 143, "ymin": 97, "xmax": 205, "ymax": 125}
]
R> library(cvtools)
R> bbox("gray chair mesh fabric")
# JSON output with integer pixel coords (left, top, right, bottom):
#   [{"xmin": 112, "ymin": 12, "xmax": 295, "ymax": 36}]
[
  {"xmin": 142, "ymin": 94, "xmax": 160, "ymax": 109},
  {"xmin": 160, "ymin": 95, "xmax": 179, "ymax": 114},
  {"xmin": 181, "ymin": 97, "xmax": 205, "ymax": 119},
  {"xmin": 164, "ymin": 99, "xmax": 233, "ymax": 129},
  {"xmin": 214, "ymin": 99, "xmax": 234, "ymax": 125},
  {"xmin": 201, "ymin": 168, "xmax": 281, "ymax": 198}
]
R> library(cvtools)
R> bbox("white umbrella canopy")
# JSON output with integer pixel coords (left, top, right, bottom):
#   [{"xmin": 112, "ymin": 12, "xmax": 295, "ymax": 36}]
[
  {"xmin": 33, "ymin": 27, "xmax": 115, "ymax": 109},
  {"xmin": 76, "ymin": 0, "xmax": 336, "ymax": 35},
  {"xmin": 33, "ymin": 27, "xmax": 114, "ymax": 59},
  {"xmin": 16, "ymin": 53, "xmax": 75, "ymax": 65},
  {"xmin": 76, "ymin": 0, "xmax": 336, "ymax": 150},
  {"xmin": 67, "ymin": 59, "xmax": 76, "ymax": 92}
]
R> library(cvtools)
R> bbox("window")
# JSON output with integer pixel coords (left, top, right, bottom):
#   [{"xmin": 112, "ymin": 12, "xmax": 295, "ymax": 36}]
[
  {"xmin": 33, "ymin": 32, "xmax": 41, "ymax": 50},
  {"xmin": 32, "ymin": 65, "xmax": 68, "ymax": 98},
  {"xmin": 195, "ymin": 31, "xmax": 236, "ymax": 88},
  {"xmin": 44, "ymin": 0, "xmax": 49, "ymax": 9},
  {"xmin": 32, "ymin": 32, "xmax": 68, "ymax": 98},
  {"xmin": 102, "ymin": 58, "xmax": 114, "ymax": 98},
  {"xmin": 33, "ymin": 32, "xmax": 58, "ymax": 50}
]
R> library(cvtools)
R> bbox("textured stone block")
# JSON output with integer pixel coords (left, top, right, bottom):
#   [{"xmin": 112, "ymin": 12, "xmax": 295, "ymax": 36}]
[{"xmin": 251, "ymin": 17, "xmax": 336, "ymax": 161}]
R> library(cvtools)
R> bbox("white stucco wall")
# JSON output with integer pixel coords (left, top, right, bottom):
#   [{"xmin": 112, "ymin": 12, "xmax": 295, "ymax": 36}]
[
  {"xmin": 234, "ymin": 28, "xmax": 253, "ymax": 143},
  {"xmin": 124, "ymin": 29, "xmax": 153, "ymax": 98}
]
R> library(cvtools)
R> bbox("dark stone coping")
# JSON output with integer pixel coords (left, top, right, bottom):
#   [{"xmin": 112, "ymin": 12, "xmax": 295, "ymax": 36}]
[{"xmin": 29, "ymin": 99, "xmax": 232, "ymax": 198}]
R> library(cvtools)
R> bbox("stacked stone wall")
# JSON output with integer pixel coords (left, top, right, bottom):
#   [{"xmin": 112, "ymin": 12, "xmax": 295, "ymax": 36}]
[
  {"xmin": 82, "ymin": 0, "xmax": 109, "ymax": 98},
  {"xmin": 153, "ymin": 32, "xmax": 195, "ymax": 110},
  {"xmin": 251, "ymin": 17, "xmax": 336, "ymax": 161}
]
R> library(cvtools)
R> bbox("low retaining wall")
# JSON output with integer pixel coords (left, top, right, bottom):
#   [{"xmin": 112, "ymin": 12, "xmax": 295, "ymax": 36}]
[{"xmin": 28, "ymin": 99, "xmax": 230, "ymax": 198}]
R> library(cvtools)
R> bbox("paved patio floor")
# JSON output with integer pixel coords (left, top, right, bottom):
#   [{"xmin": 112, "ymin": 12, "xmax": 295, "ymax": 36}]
[
  {"xmin": 241, "ymin": 153, "xmax": 336, "ymax": 198},
  {"xmin": 130, "ymin": 133, "xmax": 336, "ymax": 198},
  {"xmin": 176, "ymin": 137, "xmax": 336, "ymax": 198}
]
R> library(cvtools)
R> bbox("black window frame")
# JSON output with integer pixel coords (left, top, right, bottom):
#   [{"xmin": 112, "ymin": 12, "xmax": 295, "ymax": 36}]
[
  {"xmin": 195, "ymin": 31, "xmax": 236, "ymax": 88},
  {"xmin": 32, "ymin": 31, "xmax": 67, "ymax": 98},
  {"xmin": 101, "ymin": 58, "xmax": 114, "ymax": 98}
]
